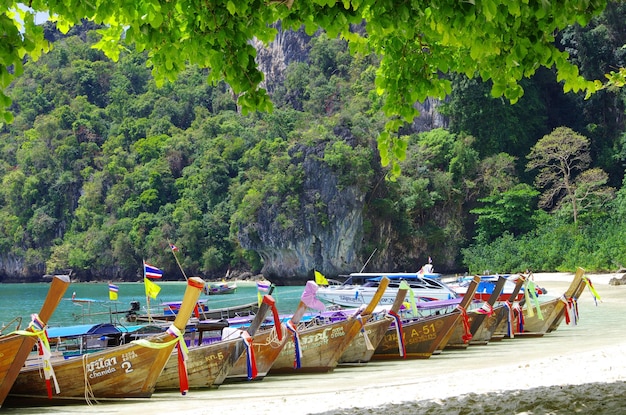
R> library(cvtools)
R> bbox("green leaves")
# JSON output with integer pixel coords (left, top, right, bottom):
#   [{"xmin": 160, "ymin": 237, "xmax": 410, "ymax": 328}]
[{"xmin": 0, "ymin": 0, "xmax": 614, "ymax": 173}]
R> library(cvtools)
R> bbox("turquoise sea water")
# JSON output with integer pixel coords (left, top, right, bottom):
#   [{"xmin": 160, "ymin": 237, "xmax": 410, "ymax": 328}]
[{"xmin": 0, "ymin": 280, "xmax": 306, "ymax": 330}]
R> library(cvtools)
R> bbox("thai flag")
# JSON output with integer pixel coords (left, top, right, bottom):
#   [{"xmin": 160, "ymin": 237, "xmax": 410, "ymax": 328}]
[
  {"xmin": 170, "ymin": 243, "xmax": 179, "ymax": 252},
  {"xmin": 144, "ymin": 261, "xmax": 163, "ymax": 279},
  {"xmin": 108, "ymin": 284, "xmax": 119, "ymax": 293},
  {"xmin": 256, "ymin": 281, "xmax": 270, "ymax": 292}
]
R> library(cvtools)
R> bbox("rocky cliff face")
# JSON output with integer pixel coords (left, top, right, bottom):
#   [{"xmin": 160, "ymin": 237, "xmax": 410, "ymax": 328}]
[
  {"xmin": 241, "ymin": 27, "xmax": 447, "ymax": 285},
  {"xmin": 237, "ymin": 142, "xmax": 366, "ymax": 285}
]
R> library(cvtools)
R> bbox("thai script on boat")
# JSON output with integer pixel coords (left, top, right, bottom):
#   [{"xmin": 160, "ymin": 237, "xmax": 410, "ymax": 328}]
[
  {"xmin": 283, "ymin": 326, "xmax": 346, "ymax": 353},
  {"xmin": 85, "ymin": 356, "xmax": 118, "ymax": 379},
  {"xmin": 86, "ymin": 350, "xmax": 139, "ymax": 379}
]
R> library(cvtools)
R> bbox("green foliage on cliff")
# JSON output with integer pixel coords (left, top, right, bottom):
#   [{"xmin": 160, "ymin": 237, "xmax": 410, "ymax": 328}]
[{"xmin": 0, "ymin": 10, "xmax": 625, "ymax": 279}]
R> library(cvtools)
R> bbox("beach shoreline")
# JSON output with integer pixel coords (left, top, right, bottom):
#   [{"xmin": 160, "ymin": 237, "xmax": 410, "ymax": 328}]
[{"xmin": 3, "ymin": 271, "xmax": 625, "ymax": 415}]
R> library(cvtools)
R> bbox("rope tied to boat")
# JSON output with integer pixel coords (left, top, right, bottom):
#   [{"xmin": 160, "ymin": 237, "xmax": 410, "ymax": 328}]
[
  {"xmin": 456, "ymin": 305, "xmax": 472, "ymax": 343},
  {"xmin": 239, "ymin": 330, "xmax": 257, "ymax": 379},
  {"xmin": 386, "ymin": 310, "xmax": 405, "ymax": 358},
  {"xmin": 81, "ymin": 353, "xmax": 98, "ymax": 405},
  {"xmin": 13, "ymin": 313, "xmax": 60, "ymax": 398},
  {"xmin": 286, "ymin": 319, "xmax": 302, "ymax": 369},
  {"xmin": 260, "ymin": 323, "xmax": 288, "ymax": 348},
  {"xmin": 131, "ymin": 324, "xmax": 189, "ymax": 395}
]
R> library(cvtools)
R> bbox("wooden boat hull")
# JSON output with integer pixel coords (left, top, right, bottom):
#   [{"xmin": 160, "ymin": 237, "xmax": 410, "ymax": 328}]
[
  {"xmin": 8, "ymin": 276, "xmax": 204, "ymax": 405},
  {"xmin": 446, "ymin": 276, "xmax": 508, "ymax": 349},
  {"xmin": 493, "ymin": 268, "xmax": 585, "ymax": 338},
  {"xmin": 158, "ymin": 294, "xmax": 281, "ymax": 389},
  {"xmin": 226, "ymin": 324, "xmax": 288, "ymax": 381},
  {"xmin": 9, "ymin": 336, "xmax": 176, "ymax": 403},
  {"xmin": 269, "ymin": 318, "xmax": 361, "ymax": 373},
  {"xmin": 339, "ymin": 317, "xmax": 392, "ymax": 364},
  {"xmin": 0, "ymin": 335, "xmax": 38, "ymax": 406},
  {"xmin": 472, "ymin": 303, "xmax": 511, "ymax": 343},
  {"xmin": 0, "ymin": 275, "xmax": 70, "ymax": 407},
  {"xmin": 270, "ymin": 277, "xmax": 390, "ymax": 374},
  {"xmin": 372, "ymin": 311, "xmax": 460, "ymax": 359},
  {"xmin": 156, "ymin": 337, "xmax": 242, "ymax": 390}
]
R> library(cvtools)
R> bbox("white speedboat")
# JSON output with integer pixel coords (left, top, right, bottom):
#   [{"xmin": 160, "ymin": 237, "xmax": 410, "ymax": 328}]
[{"xmin": 316, "ymin": 272, "xmax": 458, "ymax": 307}]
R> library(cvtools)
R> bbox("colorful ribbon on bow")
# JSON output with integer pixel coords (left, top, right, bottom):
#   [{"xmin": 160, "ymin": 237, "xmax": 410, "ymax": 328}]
[
  {"xmin": 583, "ymin": 276, "xmax": 601, "ymax": 305},
  {"xmin": 504, "ymin": 300, "xmax": 514, "ymax": 338},
  {"xmin": 286, "ymin": 319, "xmax": 302, "ymax": 369},
  {"xmin": 167, "ymin": 325, "xmax": 189, "ymax": 395},
  {"xmin": 262, "ymin": 295, "xmax": 283, "ymax": 341},
  {"xmin": 477, "ymin": 302, "xmax": 494, "ymax": 316},
  {"xmin": 524, "ymin": 279, "xmax": 543, "ymax": 320},
  {"xmin": 456, "ymin": 306, "xmax": 472, "ymax": 343},
  {"xmin": 13, "ymin": 314, "xmax": 60, "ymax": 398},
  {"xmin": 560, "ymin": 295, "xmax": 580, "ymax": 325},
  {"xmin": 301, "ymin": 281, "xmax": 326, "ymax": 311},
  {"xmin": 240, "ymin": 330, "xmax": 257, "ymax": 379},
  {"xmin": 513, "ymin": 303, "xmax": 524, "ymax": 333},
  {"xmin": 387, "ymin": 310, "xmax": 405, "ymax": 358},
  {"xmin": 132, "ymin": 324, "xmax": 188, "ymax": 395}
]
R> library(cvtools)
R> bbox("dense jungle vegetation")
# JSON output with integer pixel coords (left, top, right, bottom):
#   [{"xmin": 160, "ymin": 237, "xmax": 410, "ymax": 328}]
[{"xmin": 2, "ymin": 4, "xmax": 626, "ymax": 280}]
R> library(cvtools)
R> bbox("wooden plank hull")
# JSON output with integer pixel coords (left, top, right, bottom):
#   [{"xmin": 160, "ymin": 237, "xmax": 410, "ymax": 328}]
[
  {"xmin": 270, "ymin": 277, "xmax": 390, "ymax": 374},
  {"xmin": 444, "ymin": 312, "xmax": 481, "ymax": 349},
  {"xmin": 0, "ymin": 275, "xmax": 70, "ymax": 407},
  {"xmin": 269, "ymin": 318, "xmax": 362, "ymax": 373},
  {"xmin": 10, "ymin": 338, "xmax": 175, "ymax": 403},
  {"xmin": 446, "ymin": 276, "xmax": 508, "ymax": 349},
  {"xmin": 8, "ymin": 277, "xmax": 204, "ymax": 405},
  {"xmin": 0, "ymin": 335, "xmax": 37, "ymax": 406},
  {"xmin": 472, "ymin": 303, "xmax": 511, "ymax": 343},
  {"xmin": 157, "ymin": 294, "xmax": 280, "ymax": 389},
  {"xmin": 339, "ymin": 317, "xmax": 392, "ymax": 364},
  {"xmin": 493, "ymin": 268, "xmax": 585, "ymax": 338},
  {"xmin": 226, "ymin": 324, "xmax": 288, "ymax": 381},
  {"xmin": 156, "ymin": 337, "xmax": 242, "ymax": 390},
  {"xmin": 372, "ymin": 311, "xmax": 460, "ymax": 359}
]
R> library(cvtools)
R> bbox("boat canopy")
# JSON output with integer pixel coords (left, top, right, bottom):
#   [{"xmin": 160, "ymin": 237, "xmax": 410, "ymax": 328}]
[{"xmin": 47, "ymin": 323, "xmax": 152, "ymax": 339}]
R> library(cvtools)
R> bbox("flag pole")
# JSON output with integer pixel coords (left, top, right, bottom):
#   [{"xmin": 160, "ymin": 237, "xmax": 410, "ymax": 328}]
[
  {"xmin": 143, "ymin": 259, "xmax": 152, "ymax": 323},
  {"xmin": 168, "ymin": 240, "xmax": 188, "ymax": 281}
]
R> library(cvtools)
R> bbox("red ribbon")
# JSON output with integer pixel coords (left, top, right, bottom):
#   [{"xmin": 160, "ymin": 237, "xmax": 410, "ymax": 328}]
[
  {"xmin": 263, "ymin": 295, "xmax": 282, "ymax": 341},
  {"xmin": 457, "ymin": 305, "xmax": 472, "ymax": 343}
]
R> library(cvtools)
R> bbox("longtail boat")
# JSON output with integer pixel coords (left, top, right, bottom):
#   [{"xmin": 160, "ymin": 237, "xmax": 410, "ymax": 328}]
[
  {"xmin": 269, "ymin": 277, "xmax": 390, "ymax": 374},
  {"xmin": 546, "ymin": 269, "xmax": 597, "ymax": 333},
  {"xmin": 517, "ymin": 267, "xmax": 588, "ymax": 336},
  {"xmin": 339, "ymin": 282, "xmax": 408, "ymax": 364},
  {"xmin": 493, "ymin": 267, "xmax": 587, "ymax": 338},
  {"xmin": 0, "ymin": 275, "xmax": 70, "ymax": 407},
  {"xmin": 372, "ymin": 276, "xmax": 480, "ymax": 360},
  {"xmin": 7, "ymin": 277, "xmax": 204, "ymax": 405},
  {"xmin": 226, "ymin": 282, "xmax": 320, "ymax": 381},
  {"xmin": 155, "ymin": 293, "xmax": 281, "ymax": 390},
  {"xmin": 444, "ymin": 275, "xmax": 507, "ymax": 349},
  {"xmin": 474, "ymin": 275, "xmax": 525, "ymax": 342}
]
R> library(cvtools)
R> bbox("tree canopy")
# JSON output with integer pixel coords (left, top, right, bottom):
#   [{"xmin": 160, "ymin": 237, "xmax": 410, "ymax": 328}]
[{"xmin": 1, "ymin": 0, "xmax": 613, "ymax": 174}]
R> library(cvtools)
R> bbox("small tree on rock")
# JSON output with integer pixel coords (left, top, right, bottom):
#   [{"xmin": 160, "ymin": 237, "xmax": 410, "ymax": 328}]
[{"xmin": 526, "ymin": 126, "xmax": 614, "ymax": 224}]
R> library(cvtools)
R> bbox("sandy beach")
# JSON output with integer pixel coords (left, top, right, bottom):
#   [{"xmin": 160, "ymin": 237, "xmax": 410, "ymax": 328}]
[{"xmin": 3, "ymin": 271, "xmax": 625, "ymax": 415}]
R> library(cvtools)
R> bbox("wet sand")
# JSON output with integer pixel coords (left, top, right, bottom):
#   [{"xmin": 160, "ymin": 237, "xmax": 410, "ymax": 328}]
[{"xmin": 4, "ymin": 272, "xmax": 626, "ymax": 414}]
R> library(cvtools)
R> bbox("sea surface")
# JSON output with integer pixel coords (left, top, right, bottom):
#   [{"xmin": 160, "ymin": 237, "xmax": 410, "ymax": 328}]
[{"xmin": 0, "ymin": 280, "xmax": 306, "ymax": 331}]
